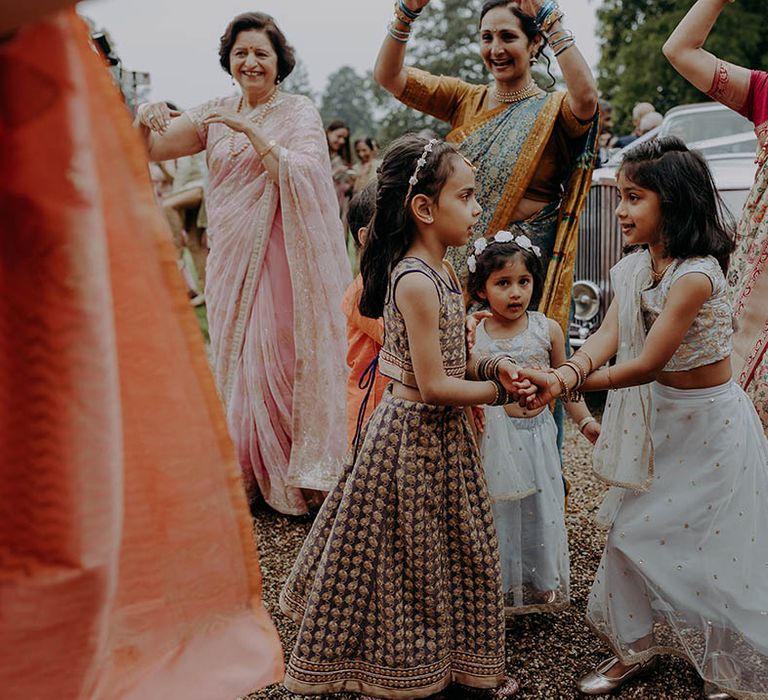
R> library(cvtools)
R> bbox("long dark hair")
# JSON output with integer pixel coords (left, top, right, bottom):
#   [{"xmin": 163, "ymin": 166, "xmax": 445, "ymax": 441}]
[
  {"xmin": 359, "ymin": 134, "xmax": 460, "ymax": 318},
  {"xmin": 619, "ymin": 136, "xmax": 735, "ymax": 272},
  {"xmin": 479, "ymin": 1, "xmax": 556, "ymax": 88},
  {"xmin": 326, "ymin": 119, "xmax": 352, "ymax": 165},
  {"xmin": 467, "ymin": 241, "xmax": 545, "ymax": 308}
]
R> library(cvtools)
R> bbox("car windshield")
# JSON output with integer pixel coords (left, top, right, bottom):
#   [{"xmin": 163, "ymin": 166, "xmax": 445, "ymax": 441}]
[{"xmin": 662, "ymin": 109, "xmax": 752, "ymax": 143}]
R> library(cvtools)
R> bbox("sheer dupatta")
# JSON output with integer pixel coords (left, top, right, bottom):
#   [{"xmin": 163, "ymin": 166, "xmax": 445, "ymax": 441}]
[
  {"xmin": 592, "ymin": 252, "xmax": 655, "ymax": 528},
  {"xmin": 0, "ymin": 11, "xmax": 283, "ymax": 700},
  {"xmin": 190, "ymin": 93, "xmax": 351, "ymax": 513}
]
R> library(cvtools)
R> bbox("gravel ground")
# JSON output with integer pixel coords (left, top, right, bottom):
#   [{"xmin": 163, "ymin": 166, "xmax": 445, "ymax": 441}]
[{"xmin": 246, "ymin": 412, "xmax": 704, "ymax": 700}]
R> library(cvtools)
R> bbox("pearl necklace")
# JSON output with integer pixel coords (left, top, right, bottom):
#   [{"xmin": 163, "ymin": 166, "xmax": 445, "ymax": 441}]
[
  {"xmin": 493, "ymin": 80, "xmax": 541, "ymax": 103},
  {"xmin": 228, "ymin": 88, "xmax": 280, "ymax": 159}
]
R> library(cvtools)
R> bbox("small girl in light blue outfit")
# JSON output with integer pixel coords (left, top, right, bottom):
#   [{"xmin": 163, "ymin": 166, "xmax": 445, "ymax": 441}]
[{"xmin": 467, "ymin": 232, "xmax": 600, "ymax": 616}]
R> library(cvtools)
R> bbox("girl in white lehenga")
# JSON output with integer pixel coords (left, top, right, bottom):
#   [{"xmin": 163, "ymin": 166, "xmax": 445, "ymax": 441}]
[
  {"xmin": 522, "ymin": 137, "xmax": 768, "ymax": 700},
  {"xmin": 466, "ymin": 233, "xmax": 600, "ymax": 617}
]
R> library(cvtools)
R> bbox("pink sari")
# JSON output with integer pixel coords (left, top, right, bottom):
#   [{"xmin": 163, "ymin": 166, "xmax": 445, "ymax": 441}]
[
  {"xmin": 187, "ymin": 94, "xmax": 351, "ymax": 515},
  {"xmin": 723, "ymin": 70, "xmax": 768, "ymax": 430}
]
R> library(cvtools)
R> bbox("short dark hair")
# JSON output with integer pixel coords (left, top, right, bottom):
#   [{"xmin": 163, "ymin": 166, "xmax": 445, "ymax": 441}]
[
  {"xmin": 619, "ymin": 136, "xmax": 735, "ymax": 272},
  {"xmin": 218, "ymin": 12, "xmax": 296, "ymax": 83},
  {"xmin": 467, "ymin": 241, "xmax": 546, "ymax": 309},
  {"xmin": 347, "ymin": 180, "xmax": 377, "ymax": 248}
]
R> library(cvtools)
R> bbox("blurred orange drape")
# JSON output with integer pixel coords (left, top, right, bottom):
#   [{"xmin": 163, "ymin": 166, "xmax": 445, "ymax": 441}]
[{"xmin": 0, "ymin": 10, "xmax": 283, "ymax": 700}]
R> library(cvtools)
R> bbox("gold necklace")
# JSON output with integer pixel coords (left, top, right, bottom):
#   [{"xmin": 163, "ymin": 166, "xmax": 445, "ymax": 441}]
[
  {"xmin": 650, "ymin": 259, "xmax": 674, "ymax": 284},
  {"xmin": 228, "ymin": 87, "xmax": 280, "ymax": 159},
  {"xmin": 493, "ymin": 80, "xmax": 541, "ymax": 103}
]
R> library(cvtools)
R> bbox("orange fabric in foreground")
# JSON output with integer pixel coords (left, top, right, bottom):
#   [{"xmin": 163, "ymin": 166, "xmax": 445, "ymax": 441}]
[{"xmin": 0, "ymin": 10, "xmax": 283, "ymax": 700}]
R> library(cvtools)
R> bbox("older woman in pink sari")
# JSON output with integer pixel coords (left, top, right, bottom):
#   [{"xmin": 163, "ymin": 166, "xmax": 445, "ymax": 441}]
[
  {"xmin": 138, "ymin": 12, "xmax": 351, "ymax": 514},
  {"xmin": 665, "ymin": 0, "xmax": 768, "ymax": 434}
]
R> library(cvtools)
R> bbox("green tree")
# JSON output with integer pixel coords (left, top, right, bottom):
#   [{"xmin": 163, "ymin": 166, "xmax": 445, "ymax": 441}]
[
  {"xmin": 282, "ymin": 56, "xmax": 315, "ymax": 102},
  {"xmin": 596, "ymin": 0, "xmax": 768, "ymax": 133},
  {"xmin": 319, "ymin": 65, "xmax": 376, "ymax": 136}
]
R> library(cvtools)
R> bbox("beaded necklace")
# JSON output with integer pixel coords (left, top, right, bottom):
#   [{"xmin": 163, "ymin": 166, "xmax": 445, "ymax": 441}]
[
  {"xmin": 228, "ymin": 87, "xmax": 280, "ymax": 158},
  {"xmin": 493, "ymin": 80, "xmax": 541, "ymax": 104}
]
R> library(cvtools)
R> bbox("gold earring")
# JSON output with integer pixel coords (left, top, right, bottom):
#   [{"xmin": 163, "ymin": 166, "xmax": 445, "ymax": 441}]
[{"xmin": 529, "ymin": 55, "xmax": 537, "ymax": 66}]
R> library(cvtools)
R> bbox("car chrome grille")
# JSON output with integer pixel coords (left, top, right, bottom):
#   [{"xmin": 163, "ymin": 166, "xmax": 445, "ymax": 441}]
[{"xmin": 573, "ymin": 182, "xmax": 624, "ymax": 332}]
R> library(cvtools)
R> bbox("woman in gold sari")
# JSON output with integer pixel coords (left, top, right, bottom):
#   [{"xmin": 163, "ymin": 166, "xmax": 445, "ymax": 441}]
[{"xmin": 374, "ymin": 0, "xmax": 598, "ymax": 335}]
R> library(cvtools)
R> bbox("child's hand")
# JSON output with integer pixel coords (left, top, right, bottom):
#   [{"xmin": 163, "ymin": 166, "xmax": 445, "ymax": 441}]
[
  {"xmin": 466, "ymin": 310, "xmax": 493, "ymax": 351},
  {"xmin": 518, "ymin": 368, "xmax": 561, "ymax": 408},
  {"xmin": 582, "ymin": 419, "xmax": 601, "ymax": 445},
  {"xmin": 471, "ymin": 405, "xmax": 486, "ymax": 434}
]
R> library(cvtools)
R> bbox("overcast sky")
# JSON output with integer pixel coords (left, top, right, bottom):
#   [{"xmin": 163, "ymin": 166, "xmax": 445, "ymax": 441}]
[{"xmin": 78, "ymin": 0, "xmax": 602, "ymax": 110}]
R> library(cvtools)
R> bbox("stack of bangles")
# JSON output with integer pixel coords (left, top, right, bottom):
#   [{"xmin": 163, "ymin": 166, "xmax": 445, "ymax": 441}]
[
  {"xmin": 550, "ymin": 350, "xmax": 595, "ymax": 403},
  {"xmin": 388, "ymin": 0, "xmax": 421, "ymax": 44},
  {"xmin": 476, "ymin": 354, "xmax": 514, "ymax": 406},
  {"xmin": 535, "ymin": 1, "xmax": 576, "ymax": 58}
]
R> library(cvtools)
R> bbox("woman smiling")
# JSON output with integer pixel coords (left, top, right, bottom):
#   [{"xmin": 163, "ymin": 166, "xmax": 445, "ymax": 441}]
[
  {"xmin": 374, "ymin": 0, "xmax": 598, "ymax": 336},
  {"xmin": 136, "ymin": 12, "xmax": 351, "ymax": 515}
]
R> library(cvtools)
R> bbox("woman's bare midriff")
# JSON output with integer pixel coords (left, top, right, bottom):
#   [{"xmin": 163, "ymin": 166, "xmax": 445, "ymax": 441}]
[
  {"xmin": 511, "ymin": 196, "xmax": 549, "ymax": 222},
  {"xmin": 656, "ymin": 356, "xmax": 732, "ymax": 390}
]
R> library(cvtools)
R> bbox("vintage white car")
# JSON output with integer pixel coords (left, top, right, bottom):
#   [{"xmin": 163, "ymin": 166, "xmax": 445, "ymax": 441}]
[{"xmin": 570, "ymin": 103, "xmax": 758, "ymax": 346}]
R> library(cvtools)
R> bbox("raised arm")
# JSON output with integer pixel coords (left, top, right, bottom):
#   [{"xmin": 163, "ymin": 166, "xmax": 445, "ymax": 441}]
[
  {"xmin": 135, "ymin": 103, "xmax": 204, "ymax": 162},
  {"xmin": 373, "ymin": 0, "xmax": 431, "ymax": 97},
  {"xmin": 662, "ymin": 0, "xmax": 750, "ymax": 111},
  {"xmin": 519, "ymin": 1, "xmax": 597, "ymax": 120}
]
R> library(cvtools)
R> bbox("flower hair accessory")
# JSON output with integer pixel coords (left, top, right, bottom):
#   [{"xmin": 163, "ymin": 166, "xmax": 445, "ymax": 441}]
[
  {"xmin": 404, "ymin": 138, "xmax": 439, "ymax": 208},
  {"xmin": 466, "ymin": 230, "xmax": 542, "ymax": 273}
]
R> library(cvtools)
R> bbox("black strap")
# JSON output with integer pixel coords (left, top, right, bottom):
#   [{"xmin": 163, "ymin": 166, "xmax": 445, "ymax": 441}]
[{"xmin": 351, "ymin": 355, "xmax": 379, "ymax": 463}]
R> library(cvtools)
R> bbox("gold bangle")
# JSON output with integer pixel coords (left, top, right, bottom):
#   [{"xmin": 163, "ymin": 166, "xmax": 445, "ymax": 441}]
[
  {"xmin": 558, "ymin": 362, "xmax": 581, "ymax": 388},
  {"xmin": 569, "ymin": 356, "xmax": 590, "ymax": 383},
  {"xmin": 575, "ymin": 350, "xmax": 595, "ymax": 375},
  {"xmin": 562, "ymin": 360, "xmax": 586, "ymax": 387},
  {"xmin": 259, "ymin": 139, "xmax": 277, "ymax": 159},
  {"xmin": 393, "ymin": 5, "xmax": 414, "ymax": 25},
  {"xmin": 578, "ymin": 415, "xmax": 596, "ymax": 432},
  {"xmin": 541, "ymin": 8, "xmax": 564, "ymax": 33},
  {"xmin": 551, "ymin": 368, "xmax": 570, "ymax": 401},
  {"xmin": 607, "ymin": 366, "xmax": 616, "ymax": 390}
]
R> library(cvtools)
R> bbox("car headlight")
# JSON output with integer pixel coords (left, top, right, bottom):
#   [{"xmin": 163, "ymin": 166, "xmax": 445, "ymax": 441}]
[{"xmin": 572, "ymin": 280, "xmax": 601, "ymax": 322}]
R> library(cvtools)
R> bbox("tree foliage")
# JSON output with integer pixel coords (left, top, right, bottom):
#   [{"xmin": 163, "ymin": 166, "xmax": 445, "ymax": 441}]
[
  {"xmin": 596, "ymin": 0, "xmax": 768, "ymax": 133},
  {"xmin": 282, "ymin": 56, "xmax": 315, "ymax": 102},
  {"xmin": 375, "ymin": 0, "xmax": 486, "ymax": 145},
  {"xmin": 319, "ymin": 65, "xmax": 376, "ymax": 137}
]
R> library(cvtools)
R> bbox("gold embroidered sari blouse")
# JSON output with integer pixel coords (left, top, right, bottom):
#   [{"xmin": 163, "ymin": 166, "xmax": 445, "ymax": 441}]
[{"xmin": 400, "ymin": 67, "xmax": 592, "ymax": 202}]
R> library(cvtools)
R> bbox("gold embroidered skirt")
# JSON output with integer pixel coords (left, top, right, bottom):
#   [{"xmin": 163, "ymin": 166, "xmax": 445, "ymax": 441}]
[{"xmin": 280, "ymin": 389, "xmax": 506, "ymax": 698}]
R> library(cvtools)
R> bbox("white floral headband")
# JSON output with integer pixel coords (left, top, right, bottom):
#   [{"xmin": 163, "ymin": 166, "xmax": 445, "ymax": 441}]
[
  {"xmin": 404, "ymin": 138, "xmax": 439, "ymax": 207},
  {"xmin": 466, "ymin": 231, "xmax": 542, "ymax": 273}
]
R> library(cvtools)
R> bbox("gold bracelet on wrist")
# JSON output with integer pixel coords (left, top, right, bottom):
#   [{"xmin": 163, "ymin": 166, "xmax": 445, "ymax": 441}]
[
  {"xmin": 258, "ymin": 139, "xmax": 277, "ymax": 159},
  {"xmin": 578, "ymin": 415, "xmax": 596, "ymax": 433}
]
